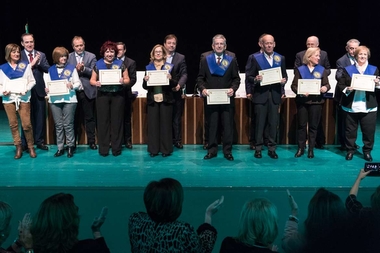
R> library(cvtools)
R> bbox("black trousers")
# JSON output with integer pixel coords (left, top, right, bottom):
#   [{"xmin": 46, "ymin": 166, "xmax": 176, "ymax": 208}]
[
  {"xmin": 205, "ymin": 104, "xmax": 234, "ymax": 155},
  {"xmin": 296, "ymin": 103, "xmax": 322, "ymax": 149},
  {"xmin": 172, "ymin": 93, "xmax": 184, "ymax": 144},
  {"xmin": 75, "ymin": 90, "xmax": 97, "ymax": 144},
  {"xmin": 147, "ymin": 101, "xmax": 173, "ymax": 155},
  {"xmin": 96, "ymin": 90, "xmax": 125, "ymax": 155},
  {"xmin": 345, "ymin": 111, "xmax": 377, "ymax": 154}
]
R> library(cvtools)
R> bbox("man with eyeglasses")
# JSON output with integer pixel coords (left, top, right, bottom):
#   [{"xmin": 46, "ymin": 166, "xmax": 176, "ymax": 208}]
[{"xmin": 335, "ymin": 39, "xmax": 361, "ymax": 151}]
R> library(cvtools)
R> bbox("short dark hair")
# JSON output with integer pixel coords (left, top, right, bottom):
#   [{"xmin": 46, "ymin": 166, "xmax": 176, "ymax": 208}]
[
  {"xmin": 164, "ymin": 34, "xmax": 178, "ymax": 44},
  {"xmin": 99, "ymin": 40, "xmax": 118, "ymax": 57},
  {"xmin": 143, "ymin": 178, "xmax": 184, "ymax": 222}
]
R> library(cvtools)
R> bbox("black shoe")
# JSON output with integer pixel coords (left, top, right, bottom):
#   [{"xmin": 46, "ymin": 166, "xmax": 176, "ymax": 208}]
[
  {"xmin": 224, "ymin": 153, "xmax": 234, "ymax": 161},
  {"xmin": 364, "ymin": 153, "xmax": 373, "ymax": 162},
  {"xmin": 67, "ymin": 147, "xmax": 74, "ymax": 158},
  {"xmin": 204, "ymin": 153, "xmax": 216, "ymax": 159},
  {"xmin": 174, "ymin": 142, "xmax": 183, "ymax": 149},
  {"xmin": 150, "ymin": 153, "xmax": 158, "ymax": 157},
  {"xmin": 112, "ymin": 150, "xmax": 121, "ymax": 157},
  {"xmin": 355, "ymin": 144, "xmax": 360, "ymax": 149},
  {"xmin": 65, "ymin": 145, "xmax": 76, "ymax": 152},
  {"xmin": 346, "ymin": 152, "xmax": 354, "ymax": 160},
  {"xmin": 89, "ymin": 143, "xmax": 98, "ymax": 150},
  {"xmin": 54, "ymin": 150, "xmax": 64, "ymax": 157},
  {"xmin": 125, "ymin": 142, "xmax": 133, "ymax": 149},
  {"xmin": 295, "ymin": 148, "xmax": 304, "ymax": 158},
  {"xmin": 162, "ymin": 153, "xmax": 171, "ymax": 157},
  {"xmin": 315, "ymin": 144, "xmax": 325, "ymax": 149},
  {"xmin": 268, "ymin": 150, "xmax": 278, "ymax": 159},
  {"xmin": 203, "ymin": 143, "xmax": 209, "ymax": 150},
  {"xmin": 254, "ymin": 150, "xmax": 262, "ymax": 158},
  {"xmin": 307, "ymin": 149, "xmax": 314, "ymax": 158},
  {"xmin": 37, "ymin": 143, "xmax": 49, "ymax": 150}
]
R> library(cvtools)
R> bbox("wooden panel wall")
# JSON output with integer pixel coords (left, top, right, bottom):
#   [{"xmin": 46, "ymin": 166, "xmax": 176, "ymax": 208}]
[{"xmin": 45, "ymin": 97, "xmax": 337, "ymax": 145}]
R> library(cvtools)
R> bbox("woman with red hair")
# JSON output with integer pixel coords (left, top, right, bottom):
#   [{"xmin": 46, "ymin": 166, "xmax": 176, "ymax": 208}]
[{"xmin": 90, "ymin": 41, "xmax": 130, "ymax": 156}]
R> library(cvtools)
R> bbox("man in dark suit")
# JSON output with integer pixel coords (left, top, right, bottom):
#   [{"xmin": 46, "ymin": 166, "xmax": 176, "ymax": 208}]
[
  {"xmin": 20, "ymin": 33, "xmax": 50, "ymax": 151},
  {"xmin": 245, "ymin": 34, "xmax": 287, "ymax": 159},
  {"xmin": 294, "ymin": 35, "xmax": 331, "ymax": 149},
  {"xmin": 335, "ymin": 38, "xmax": 361, "ymax": 151},
  {"xmin": 116, "ymin": 41, "xmax": 137, "ymax": 149},
  {"xmin": 68, "ymin": 36, "xmax": 98, "ymax": 150},
  {"xmin": 197, "ymin": 34, "xmax": 240, "ymax": 161},
  {"xmin": 163, "ymin": 34, "xmax": 188, "ymax": 149},
  {"xmin": 199, "ymin": 49, "xmax": 236, "ymax": 150}
]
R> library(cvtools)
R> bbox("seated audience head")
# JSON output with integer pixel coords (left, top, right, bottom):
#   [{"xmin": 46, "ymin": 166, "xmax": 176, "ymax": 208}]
[
  {"xmin": 371, "ymin": 186, "xmax": 380, "ymax": 211},
  {"xmin": 143, "ymin": 177, "xmax": 184, "ymax": 222},
  {"xmin": 0, "ymin": 201, "xmax": 12, "ymax": 246},
  {"xmin": 304, "ymin": 188, "xmax": 347, "ymax": 239},
  {"xmin": 31, "ymin": 193, "xmax": 80, "ymax": 253},
  {"xmin": 236, "ymin": 198, "xmax": 278, "ymax": 247}
]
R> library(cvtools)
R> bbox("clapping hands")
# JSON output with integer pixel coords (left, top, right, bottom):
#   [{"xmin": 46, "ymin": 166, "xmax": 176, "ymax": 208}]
[
  {"xmin": 91, "ymin": 206, "xmax": 108, "ymax": 232},
  {"xmin": 205, "ymin": 196, "xmax": 224, "ymax": 224},
  {"xmin": 18, "ymin": 213, "xmax": 33, "ymax": 249}
]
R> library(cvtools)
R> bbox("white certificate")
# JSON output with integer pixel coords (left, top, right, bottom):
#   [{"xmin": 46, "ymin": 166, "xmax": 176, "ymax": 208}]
[
  {"xmin": 350, "ymin": 73, "xmax": 376, "ymax": 91},
  {"xmin": 147, "ymin": 70, "xmax": 169, "ymax": 86},
  {"xmin": 206, "ymin": 89, "xmax": 230, "ymax": 105},
  {"xmin": 259, "ymin": 67, "xmax": 282, "ymax": 86},
  {"xmin": 297, "ymin": 79, "xmax": 321, "ymax": 95},
  {"xmin": 99, "ymin": 69, "xmax": 121, "ymax": 85},
  {"xmin": 46, "ymin": 80, "xmax": 69, "ymax": 96},
  {"xmin": 3, "ymin": 78, "xmax": 27, "ymax": 93}
]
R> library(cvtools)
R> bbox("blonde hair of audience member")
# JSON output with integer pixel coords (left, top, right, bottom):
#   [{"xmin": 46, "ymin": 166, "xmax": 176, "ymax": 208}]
[
  {"xmin": 302, "ymin": 47, "xmax": 320, "ymax": 65},
  {"xmin": 236, "ymin": 198, "xmax": 278, "ymax": 247}
]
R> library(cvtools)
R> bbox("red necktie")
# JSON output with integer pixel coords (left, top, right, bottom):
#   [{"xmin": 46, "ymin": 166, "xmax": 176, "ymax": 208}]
[
  {"xmin": 217, "ymin": 57, "xmax": 221, "ymax": 65},
  {"xmin": 28, "ymin": 53, "xmax": 34, "ymax": 62}
]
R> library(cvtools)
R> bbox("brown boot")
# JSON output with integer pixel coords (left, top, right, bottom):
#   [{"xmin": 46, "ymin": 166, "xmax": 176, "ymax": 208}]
[
  {"xmin": 14, "ymin": 145, "xmax": 22, "ymax": 159},
  {"xmin": 29, "ymin": 147, "xmax": 37, "ymax": 158}
]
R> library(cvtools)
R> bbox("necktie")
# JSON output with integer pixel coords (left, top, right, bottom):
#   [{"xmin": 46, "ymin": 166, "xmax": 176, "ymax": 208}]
[
  {"xmin": 217, "ymin": 57, "xmax": 221, "ymax": 65},
  {"xmin": 28, "ymin": 53, "xmax": 33, "ymax": 62}
]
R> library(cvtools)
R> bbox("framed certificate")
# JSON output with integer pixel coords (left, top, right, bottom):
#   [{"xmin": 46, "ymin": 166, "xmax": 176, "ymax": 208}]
[
  {"xmin": 350, "ymin": 73, "xmax": 375, "ymax": 91},
  {"xmin": 46, "ymin": 80, "xmax": 69, "ymax": 96},
  {"xmin": 206, "ymin": 89, "xmax": 230, "ymax": 105},
  {"xmin": 259, "ymin": 67, "xmax": 282, "ymax": 86},
  {"xmin": 3, "ymin": 78, "xmax": 27, "ymax": 93},
  {"xmin": 297, "ymin": 79, "xmax": 321, "ymax": 95},
  {"xmin": 99, "ymin": 69, "xmax": 121, "ymax": 85},
  {"xmin": 147, "ymin": 70, "xmax": 169, "ymax": 86}
]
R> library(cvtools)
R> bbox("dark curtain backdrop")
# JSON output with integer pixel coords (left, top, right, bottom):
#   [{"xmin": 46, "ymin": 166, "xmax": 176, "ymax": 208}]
[{"xmin": 1, "ymin": 0, "xmax": 380, "ymax": 94}]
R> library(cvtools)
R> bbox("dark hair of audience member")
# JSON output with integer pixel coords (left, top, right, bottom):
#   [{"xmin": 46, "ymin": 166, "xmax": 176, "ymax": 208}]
[
  {"xmin": 31, "ymin": 193, "xmax": 80, "ymax": 253},
  {"xmin": 0, "ymin": 201, "xmax": 12, "ymax": 246},
  {"xmin": 143, "ymin": 178, "xmax": 184, "ymax": 222}
]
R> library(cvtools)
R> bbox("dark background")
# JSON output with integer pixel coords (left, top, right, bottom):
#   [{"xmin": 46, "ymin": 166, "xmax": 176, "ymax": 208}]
[{"xmin": 1, "ymin": 0, "xmax": 380, "ymax": 94}]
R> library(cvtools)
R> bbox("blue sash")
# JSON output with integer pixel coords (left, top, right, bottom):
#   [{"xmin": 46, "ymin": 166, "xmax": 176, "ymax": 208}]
[
  {"xmin": 0, "ymin": 61, "xmax": 28, "ymax": 79},
  {"xmin": 345, "ymin": 64, "xmax": 377, "ymax": 77},
  {"xmin": 145, "ymin": 62, "xmax": 173, "ymax": 72},
  {"xmin": 48, "ymin": 64, "xmax": 75, "ymax": 80},
  {"xmin": 206, "ymin": 53, "xmax": 232, "ymax": 76},
  {"xmin": 96, "ymin": 59, "xmax": 123, "ymax": 70},
  {"xmin": 254, "ymin": 52, "xmax": 283, "ymax": 70},
  {"xmin": 298, "ymin": 65, "xmax": 325, "ymax": 79}
]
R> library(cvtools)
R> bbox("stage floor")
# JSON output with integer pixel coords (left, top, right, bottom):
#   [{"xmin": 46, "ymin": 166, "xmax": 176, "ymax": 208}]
[{"xmin": 0, "ymin": 143, "xmax": 379, "ymax": 189}]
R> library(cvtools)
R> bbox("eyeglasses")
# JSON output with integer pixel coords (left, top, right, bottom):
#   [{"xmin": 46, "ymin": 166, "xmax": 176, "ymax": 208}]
[{"xmin": 155, "ymin": 51, "xmax": 163, "ymax": 54}]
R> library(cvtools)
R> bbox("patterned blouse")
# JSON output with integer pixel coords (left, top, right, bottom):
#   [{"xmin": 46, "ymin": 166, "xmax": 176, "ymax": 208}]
[{"xmin": 128, "ymin": 212, "xmax": 217, "ymax": 253}]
